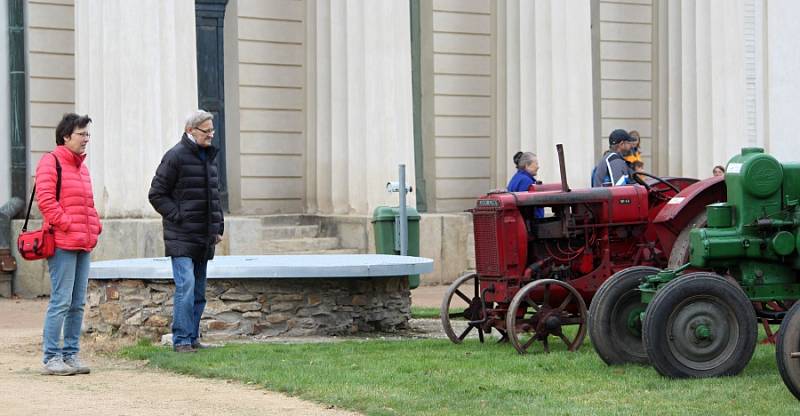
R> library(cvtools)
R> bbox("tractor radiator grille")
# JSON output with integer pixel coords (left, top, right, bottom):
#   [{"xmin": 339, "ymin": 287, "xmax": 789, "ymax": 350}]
[{"xmin": 473, "ymin": 210, "xmax": 501, "ymax": 275}]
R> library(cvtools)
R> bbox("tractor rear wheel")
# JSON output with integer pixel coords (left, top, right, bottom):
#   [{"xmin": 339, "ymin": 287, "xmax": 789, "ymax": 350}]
[
  {"xmin": 506, "ymin": 279, "xmax": 587, "ymax": 354},
  {"xmin": 667, "ymin": 212, "xmax": 707, "ymax": 269},
  {"xmin": 441, "ymin": 272, "xmax": 488, "ymax": 344},
  {"xmin": 589, "ymin": 266, "xmax": 660, "ymax": 365},
  {"xmin": 643, "ymin": 272, "xmax": 757, "ymax": 378},
  {"xmin": 777, "ymin": 302, "xmax": 800, "ymax": 400}
]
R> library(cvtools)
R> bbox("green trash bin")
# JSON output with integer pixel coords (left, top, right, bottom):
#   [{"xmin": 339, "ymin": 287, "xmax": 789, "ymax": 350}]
[{"xmin": 372, "ymin": 206, "xmax": 421, "ymax": 289}]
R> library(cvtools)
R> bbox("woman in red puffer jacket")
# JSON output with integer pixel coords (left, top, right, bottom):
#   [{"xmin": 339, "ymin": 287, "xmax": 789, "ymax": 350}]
[{"xmin": 35, "ymin": 113, "xmax": 102, "ymax": 376}]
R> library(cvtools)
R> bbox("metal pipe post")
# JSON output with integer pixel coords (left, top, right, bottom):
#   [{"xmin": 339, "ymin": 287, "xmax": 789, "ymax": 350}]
[{"xmin": 399, "ymin": 164, "xmax": 408, "ymax": 256}]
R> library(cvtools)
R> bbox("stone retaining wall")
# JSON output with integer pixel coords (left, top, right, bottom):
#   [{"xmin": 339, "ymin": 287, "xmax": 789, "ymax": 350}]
[{"xmin": 85, "ymin": 277, "xmax": 411, "ymax": 341}]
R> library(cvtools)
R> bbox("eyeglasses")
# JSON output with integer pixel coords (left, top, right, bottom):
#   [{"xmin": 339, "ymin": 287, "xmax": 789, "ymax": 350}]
[
  {"xmin": 194, "ymin": 127, "xmax": 215, "ymax": 134},
  {"xmin": 73, "ymin": 132, "xmax": 91, "ymax": 138}
]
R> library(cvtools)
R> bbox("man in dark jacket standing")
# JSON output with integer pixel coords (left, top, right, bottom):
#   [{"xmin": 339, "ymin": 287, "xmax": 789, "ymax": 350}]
[{"xmin": 149, "ymin": 110, "xmax": 224, "ymax": 353}]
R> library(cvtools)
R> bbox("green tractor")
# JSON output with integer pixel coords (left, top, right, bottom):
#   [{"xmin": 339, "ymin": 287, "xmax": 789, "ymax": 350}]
[
  {"xmin": 778, "ymin": 302, "xmax": 800, "ymax": 399},
  {"xmin": 590, "ymin": 147, "xmax": 800, "ymax": 378}
]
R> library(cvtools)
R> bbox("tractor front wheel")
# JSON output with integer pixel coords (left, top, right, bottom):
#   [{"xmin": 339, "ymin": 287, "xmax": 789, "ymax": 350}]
[
  {"xmin": 589, "ymin": 266, "xmax": 660, "ymax": 365},
  {"xmin": 506, "ymin": 279, "xmax": 587, "ymax": 354},
  {"xmin": 441, "ymin": 272, "xmax": 488, "ymax": 344},
  {"xmin": 643, "ymin": 272, "xmax": 757, "ymax": 378},
  {"xmin": 777, "ymin": 302, "xmax": 800, "ymax": 400}
]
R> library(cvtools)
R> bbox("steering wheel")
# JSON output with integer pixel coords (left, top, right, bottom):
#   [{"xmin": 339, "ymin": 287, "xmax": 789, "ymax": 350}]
[{"xmin": 632, "ymin": 171, "xmax": 681, "ymax": 194}]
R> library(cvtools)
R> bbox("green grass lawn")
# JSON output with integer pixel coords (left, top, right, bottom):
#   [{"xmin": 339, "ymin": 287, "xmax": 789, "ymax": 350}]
[
  {"xmin": 411, "ymin": 306, "xmax": 444, "ymax": 319},
  {"xmin": 410, "ymin": 307, "xmax": 466, "ymax": 320},
  {"xmin": 120, "ymin": 329, "xmax": 798, "ymax": 416}
]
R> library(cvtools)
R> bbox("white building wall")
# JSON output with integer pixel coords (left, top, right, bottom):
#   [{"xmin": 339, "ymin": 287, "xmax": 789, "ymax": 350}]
[
  {"xmin": 660, "ymin": 0, "xmax": 748, "ymax": 179},
  {"xmin": 75, "ymin": 0, "xmax": 198, "ymax": 217},
  {"xmin": 228, "ymin": 0, "xmax": 416, "ymax": 215},
  {"xmin": 598, "ymin": 0, "xmax": 655, "ymax": 172},
  {"xmin": 308, "ymin": 0, "xmax": 416, "ymax": 215},
  {"xmin": 498, "ymin": 0, "xmax": 594, "ymax": 190},
  {"xmin": 427, "ymin": 0, "xmax": 594, "ymax": 213},
  {"xmin": 429, "ymin": 0, "xmax": 494, "ymax": 212},
  {"xmin": 233, "ymin": 0, "xmax": 307, "ymax": 214},
  {"xmin": 743, "ymin": 0, "xmax": 765, "ymax": 150},
  {"xmin": 24, "ymin": 0, "xmax": 800, "ymax": 220},
  {"xmin": 26, "ymin": 0, "xmax": 75, "ymax": 181},
  {"xmin": 765, "ymin": 0, "xmax": 800, "ymax": 163}
]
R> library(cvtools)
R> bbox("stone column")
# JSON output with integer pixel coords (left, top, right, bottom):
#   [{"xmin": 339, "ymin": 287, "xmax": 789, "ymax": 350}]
[
  {"xmin": 75, "ymin": 0, "xmax": 199, "ymax": 217},
  {"xmin": 663, "ymin": 0, "xmax": 748, "ymax": 178},
  {"xmin": 308, "ymin": 0, "xmax": 415, "ymax": 215},
  {"xmin": 497, "ymin": 0, "xmax": 594, "ymax": 188},
  {"xmin": 766, "ymin": 0, "xmax": 800, "ymax": 162}
]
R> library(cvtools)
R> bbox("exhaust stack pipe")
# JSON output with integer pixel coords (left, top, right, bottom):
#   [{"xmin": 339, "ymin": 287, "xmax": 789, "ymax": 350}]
[{"xmin": 556, "ymin": 143, "xmax": 570, "ymax": 193}]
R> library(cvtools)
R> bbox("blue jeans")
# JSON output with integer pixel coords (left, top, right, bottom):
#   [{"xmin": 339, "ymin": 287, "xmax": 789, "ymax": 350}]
[
  {"xmin": 171, "ymin": 257, "xmax": 208, "ymax": 347},
  {"xmin": 43, "ymin": 248, "xmax": 91, "ymax": 363}
]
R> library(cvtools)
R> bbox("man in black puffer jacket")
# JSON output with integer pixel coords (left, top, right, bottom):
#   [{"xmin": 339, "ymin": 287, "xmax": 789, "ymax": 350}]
[{"xmin": 149, "ymin": 109, "xmax": 224, "ymax": 353}]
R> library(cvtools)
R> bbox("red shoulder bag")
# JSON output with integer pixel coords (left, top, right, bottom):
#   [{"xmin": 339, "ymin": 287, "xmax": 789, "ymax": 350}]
[{"xmin": 17, "ymin": 154, "xmax": 61, "ymax": 261}]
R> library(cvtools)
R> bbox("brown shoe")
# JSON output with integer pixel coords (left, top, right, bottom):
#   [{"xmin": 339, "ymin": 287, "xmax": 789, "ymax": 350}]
[{"xmin": 174, "ymin": 344, "xmax": 197, "ymax": 353}]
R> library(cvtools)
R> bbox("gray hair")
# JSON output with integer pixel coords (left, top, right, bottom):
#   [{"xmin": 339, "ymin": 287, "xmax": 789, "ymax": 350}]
[
  {"xmin": 184, "ymin": 110, "xmax": 214, "ymax": 130},
  {"xmin": 516, "ymin": 152, "xmax": 537, "ymax": 169}
]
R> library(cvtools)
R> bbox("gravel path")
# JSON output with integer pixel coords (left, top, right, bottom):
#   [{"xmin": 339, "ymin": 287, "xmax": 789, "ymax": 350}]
[
  {"xmin": 0, "ymin": 288, "xmax": 459, "ymax": 416},
  {"xmin": 0, "ymin": 299, "xmax": 359, "ymax": 416}
]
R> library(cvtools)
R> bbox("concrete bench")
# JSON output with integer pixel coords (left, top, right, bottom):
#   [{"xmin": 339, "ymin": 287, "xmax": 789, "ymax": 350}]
[{"xmin": 85, "ymin": 254, "xmax": 434, "ymax": 340}]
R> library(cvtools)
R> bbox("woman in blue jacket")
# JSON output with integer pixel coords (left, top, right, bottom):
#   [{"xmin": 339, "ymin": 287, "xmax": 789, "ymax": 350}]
[{"xmin": 507, "ymin": 151, "xmax": 544, "ymax": 218}]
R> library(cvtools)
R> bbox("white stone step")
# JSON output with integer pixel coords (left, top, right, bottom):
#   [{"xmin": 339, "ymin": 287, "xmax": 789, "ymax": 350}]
[
  {"xmin": 260, "ymin": 237, "xmax": 341, "ymax": 253},
  {"xmin": 261, "ymin": 225, "xmax": 320, "ymax": 240},
  {"xmin": 258, "ymin": 214, "xmax": 309, "ymax": 227}
]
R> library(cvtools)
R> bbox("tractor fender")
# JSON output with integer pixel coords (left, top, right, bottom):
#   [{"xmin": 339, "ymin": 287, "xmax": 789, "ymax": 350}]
[{"xmin": 651, "ymin": 176, "xmax": 726, "ymax": 255}]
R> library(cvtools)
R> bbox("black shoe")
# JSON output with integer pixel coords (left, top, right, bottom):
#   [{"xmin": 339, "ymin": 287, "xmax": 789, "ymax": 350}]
[{"xmin": 174, "ymin": 344, "xmax": 197, "ymax": 353}]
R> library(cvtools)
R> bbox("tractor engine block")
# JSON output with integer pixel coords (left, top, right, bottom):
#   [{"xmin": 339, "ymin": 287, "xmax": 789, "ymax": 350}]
[{"xmin": 689, "ymin": 147, "xmax": 800, "ymax": 300}]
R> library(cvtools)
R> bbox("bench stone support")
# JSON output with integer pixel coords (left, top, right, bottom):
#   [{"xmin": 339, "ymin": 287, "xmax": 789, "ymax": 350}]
[{"xmin": 85, "ymin": 277, "xmax": 411, "ymax": 340}]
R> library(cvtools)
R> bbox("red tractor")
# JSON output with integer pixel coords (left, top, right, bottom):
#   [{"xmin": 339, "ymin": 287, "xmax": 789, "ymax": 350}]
[{"xmin": 441, "ymin": 145, "xmax": 726, "ymax": 355}]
